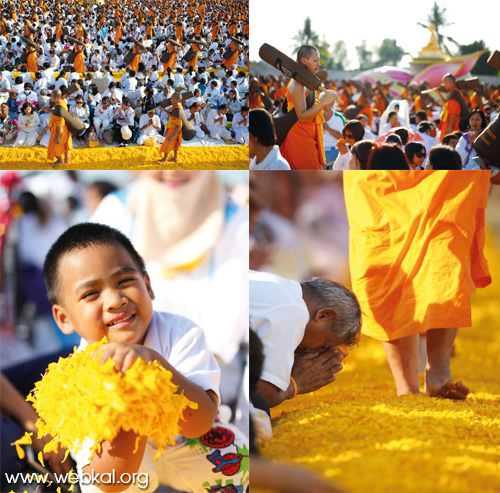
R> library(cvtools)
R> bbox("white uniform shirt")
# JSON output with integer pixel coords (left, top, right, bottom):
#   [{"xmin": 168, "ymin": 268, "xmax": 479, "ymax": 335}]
[
  {"xmin": 249, "ymin": 146, "xmax": 290, "ymax": 170},
  {"xmin": 249, "ymin": 270, "xmax": 309, "ymax": 391},
  {"xmin": 74, "ymin": 311, "xmax": 221, "ymax": 493}
]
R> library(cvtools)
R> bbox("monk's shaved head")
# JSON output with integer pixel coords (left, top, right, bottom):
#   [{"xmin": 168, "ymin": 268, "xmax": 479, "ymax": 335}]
[
  {"xmin": 51, "ymin": 89, "xmax": 62, "ymax": 102},
  {"xmin": 297, "ymin": 45, "xmax": 319, "ymax": 64},
  {"xmin": 171, "ymin": 93, "xmax": 182, "ymax": 103}
]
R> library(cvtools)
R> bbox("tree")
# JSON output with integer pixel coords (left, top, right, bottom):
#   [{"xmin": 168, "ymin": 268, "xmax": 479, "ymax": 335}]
[
  {"xmin": 356, "ymin": 40, "xmax": 374, "ymax": 70},
  {"xmin": 459, "ymin": 41, "xmax": 497, "ymax": 76},
  {"xmin": 328, "ymin": 40, "xmax": 348, "ymax": 70},
  {"xmin": 377, "ymin": 39, "xmax": 406, "ymax": 66},
  {"xmin": 291, "ymin": 17, "xmax": 319, "ymax": 55},
  {"xmin": 417, "ymin": 1, "xmax": 459, "ymax": 56},
  {"xmin": 290, "ymin": 18, "xmax": 336, "ymax": 70}
]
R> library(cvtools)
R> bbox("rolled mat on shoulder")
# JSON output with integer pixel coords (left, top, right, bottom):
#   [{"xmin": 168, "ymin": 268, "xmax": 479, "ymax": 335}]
[
  {"xmin": 53, "ymin": 105, "xmax": 86, "ymax": 136},
  {"xmin": 170, "ymin": 106, "xmax": 196, "ymax": 141},
  {"xmin": 259, "ymin": 43, "xmax": 323, "ymax": 92}
]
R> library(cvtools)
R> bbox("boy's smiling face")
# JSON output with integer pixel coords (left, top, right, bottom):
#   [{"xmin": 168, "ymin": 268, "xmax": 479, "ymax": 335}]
[{"xmin": 52, "ymin": 243, "xmax": 155, "ymax": 344}]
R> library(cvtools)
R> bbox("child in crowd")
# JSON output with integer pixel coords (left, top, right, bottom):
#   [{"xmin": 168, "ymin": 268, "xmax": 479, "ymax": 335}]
[{"xmin": 43, "ymin": 223, "xmax": 248, "ymax": 493}]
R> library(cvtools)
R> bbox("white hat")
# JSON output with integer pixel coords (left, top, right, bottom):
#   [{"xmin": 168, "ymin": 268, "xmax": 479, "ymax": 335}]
[{"xmin": 121, "ymin": 125, "xmax": 132, "ymax": 140}]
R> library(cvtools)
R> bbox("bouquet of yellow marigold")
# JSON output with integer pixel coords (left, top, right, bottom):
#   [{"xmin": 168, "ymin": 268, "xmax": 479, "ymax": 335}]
[{"xmin": 20, "ymin": 338, "xmax": 196, "ymax": 460}]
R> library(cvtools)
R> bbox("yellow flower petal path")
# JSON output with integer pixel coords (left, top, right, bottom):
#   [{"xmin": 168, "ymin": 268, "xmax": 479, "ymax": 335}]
[
  {"xmin": 260, "ymin": 227, "xmax": 500, "ymax": 493},
  {"xmin": 25, "ymin": 338, "xmax": 197, "ymax": 459},
  {"xmin": 0, "ymin": 146, "xmax": 248, "ymax": 170}
]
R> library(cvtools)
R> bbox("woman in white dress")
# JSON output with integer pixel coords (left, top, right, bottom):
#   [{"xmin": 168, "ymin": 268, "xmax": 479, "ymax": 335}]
[{"xmin": 13, "ymin": 102, "xmax": 40, "ymax": 147}]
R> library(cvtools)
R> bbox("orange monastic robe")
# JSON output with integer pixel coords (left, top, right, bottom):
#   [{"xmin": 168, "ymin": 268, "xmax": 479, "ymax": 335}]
[
  {"xmin": 128, "ymin": 46, "xmax": 140, "ymax": 72},
  {"xmin": 47, "ymin": 101, "xmax": 73, "ymax": 160},
  {"xmin": 438, "ymin": 98, "xmax": 461, "ymax": 141},
  {"xmin": 74, "ymin": 50, "xmax": 85, "ymax": 73},
  {"xmin": 114, "ymin": 25, "xmax": 122, "ymax": 44},
  {"xmin": 160, "ymin": 105, "xmax": 182, "ymax": 156},
  {"xmin": 222, "ymin": 41, "xmax": 239, "ymax": 69},
  {"xmin": 344, "ymin": 171, "xmax": 491, "ymax": 341},
  {"xmin": 187, "ymin": 44, "xmax": 199, "ymax": 70},
  {"xmin": 280, "ymin": 82, "xmax": 325, "ymax": 170},
  {"xmin": 211, "ymin": 23, "xmax": 219, "ymax": 40},
  {"xmin": 55, "ymin": 23, "xmax": 63, "ymax": 41},
  {"xmin": 27, "ymin": 51, "xmax": 37, "ymax": 72},
  {"xmin": 162, "ymin": 43, "xmax": 177, "ymax": 71}
]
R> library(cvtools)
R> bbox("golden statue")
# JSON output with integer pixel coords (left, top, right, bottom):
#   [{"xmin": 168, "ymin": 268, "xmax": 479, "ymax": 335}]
[{"xmin": 420, "ymin": 24, "xmax": 442, "ymax": 55}]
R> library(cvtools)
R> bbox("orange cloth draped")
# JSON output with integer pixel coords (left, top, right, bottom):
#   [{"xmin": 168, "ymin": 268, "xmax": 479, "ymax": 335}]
[
  {"xmin": 187, "ymin": 44, "xmax": 199, "ymax": 69},
  {"xmin": 344, "ymin": 171, "xmax": 491, "ymax": 342},
  {"xmin": 339, "ymin": 91, "xmax": 350, "ymax": 112},
  {"xmin": 146, "ymin": 24, "xmax": 153, "ymax": 37},
  {"xmin": 76, "ymin": 25, "xmax": 84, "ymax": 38},
  {"xmin": 470, "ymin": 93, "xmax": 483, "ymax": 111},
  {"xmin": 160, "ymin": 106, "xmax": 182, "ymax": 155},
  {"xmin": 357, "ymin": 101, "xmax": 373, "ymax": 126},
  {"xmin": 222, "ymin": 41, "xmax": 238, "ymax": 68},
  {"xmin": 279, "ymin": 82, "xmax": 325, "ymax": 170},
  {"xmin": 128, "ymin": 46, "xmax": 140, "ymax": 71},
  {"xmin": 74, "ymin": 50, "xmax": 85, "ymax": 73},
  {"xmin": 374, "ymin": 92, "xmax": 386, "ymax": 114},
  {"xmin": 114, "ymin": 25, "xmax": 122, "ymax": 44},
  {"xmin": 249, "ymin": 93, "xmax": 263, "ymax": 109},
  {"xmin": 55, "ymin": 24, "xmax": 63, "ymax": 41},
  {"xmin": 228, "ymin": 22, "xmax": 236, "ymax": 35},
  {"xmin": 47, "ymin": 101, "xmax": 73, "ymax": 160},
  {"xmin": 438, "ymin": 98, "xmax": 461, "ymax": 141},
  {"xmin": 27, "ymin": 51, "xmax": 37, "ymax": 72},
  {"xmin": 162, "ymin": 43, "xmax": 176, "ymax": 71},
  {"xmin": 211, "ymin": 23, "xmax": 219, "ymax": 40},
  {"xmin": 175, "ymin": 24, "xmax": 183, "ymax": 40},
  {"xmin": 194, "ymin": 23, "xmax": 202, "ymax": 36}
]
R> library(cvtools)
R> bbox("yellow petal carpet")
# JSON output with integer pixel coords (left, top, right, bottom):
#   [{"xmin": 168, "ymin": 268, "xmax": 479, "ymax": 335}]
[
  {"xmin": 0, "ymin": 146, "xmax": 248, "ymax": 170},
  {"xmin": 22, "ymin": 338, "xmax": 196, "ymax": 460},
  {"xmin": 260, "ymin": 226, "xmax": 500, "ymax": 493}
]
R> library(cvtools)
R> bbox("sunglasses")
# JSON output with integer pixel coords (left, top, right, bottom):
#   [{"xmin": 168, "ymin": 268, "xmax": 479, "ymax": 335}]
[
  {"xmin": 344, "ymin": 133, "xmax": 354, "ymax": 139},
  {"xmin": 416, "ymin": 152, "xmax": 426, "ymax": 158}
]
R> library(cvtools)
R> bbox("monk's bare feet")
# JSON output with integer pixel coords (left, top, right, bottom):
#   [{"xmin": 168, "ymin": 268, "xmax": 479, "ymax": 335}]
[
  {"xmin": 52, "ymin": 158, "xmax": 63, "ymax": 166},
  {"xmin": 167, "ymin": 157, "xmax": 178, "ymax": 162},
  {"xmin": 158, "ymin": 158, "xmax": 167, "ymax": 163},
  {"xmin": 425, "ymin": 367, "xmax": 470, "ymax": 400},
  {"xmin": 63, "ymin": 160, "xmax": 70, "ymax": 164}
]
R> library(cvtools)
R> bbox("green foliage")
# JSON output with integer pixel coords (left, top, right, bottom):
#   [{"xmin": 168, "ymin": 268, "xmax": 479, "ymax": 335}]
[
  {"xmin": 291, "ymin": 17, "xmax": 319, "ymax": 54},
  {"xmin": 356, "ymin": 40, "xmax": 374, "ymax": 70},
  {"xmin": 330, "ymin": 40, "xmax": 349, "ymax": 70},
  {"xmin": 377, "ymin": 39, "xmax": 406, "ymax": 66}
]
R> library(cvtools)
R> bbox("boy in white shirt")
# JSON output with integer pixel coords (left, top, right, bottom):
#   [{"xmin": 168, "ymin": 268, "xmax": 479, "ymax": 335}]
[{"xmin": 43, "ymin": 223, "xmax": 249, "ymax": 493}]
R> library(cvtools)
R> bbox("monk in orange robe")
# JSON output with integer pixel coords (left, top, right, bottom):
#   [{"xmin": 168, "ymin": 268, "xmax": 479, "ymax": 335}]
[
  {"xmin": 222, "ymin": 39, "xmax": 239, "ymax": 69},
  {"xmin": 73, "ymin": 44, "xmax": 85, "ymax": 74},
  {"xmin": 186, "ymin": 40, "xmax": 202, "ymax": 70},
  {"xmin": 128, "ymin": 45, "xmax": 141, "ymax": 72},
  {"xmin": 159, "ymin": 93, "xmax": 182, "ymax": 163},
  {"xmin": 26, "ymin": 47, "xmax": 37, "ymax": 73},
  {"xmin": 55, "ymin": 21, "xmax": 63, "ymax": 41},
  {"xmin": 47, "ymin": 89, "xmax": 72, "ymax": 166},
  {"xmin": 437, "ymin": 74, "xmax": 468, "ymax": 142},
  {"xmin": 162, "ymin": 40, "xmax": 178, "ymax": 72},
  {"xmin": 279, "ymin": 46, "xmax": 337, "ymax": 170},
  {"xmin": 114, "ymin": 22, "xmax": 123, "ymax": 44},
  {"xmin": 344, "ymin": 171, "xmax": 492, "ymax": 399}
]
